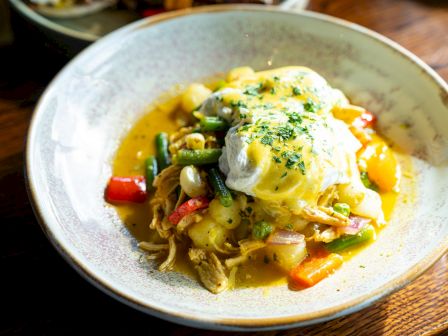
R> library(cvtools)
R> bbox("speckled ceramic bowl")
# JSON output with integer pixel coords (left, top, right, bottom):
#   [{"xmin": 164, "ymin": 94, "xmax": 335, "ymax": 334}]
[{"xmin": 26, "ymin": 5, "xmax": 448, "ymax": 331}]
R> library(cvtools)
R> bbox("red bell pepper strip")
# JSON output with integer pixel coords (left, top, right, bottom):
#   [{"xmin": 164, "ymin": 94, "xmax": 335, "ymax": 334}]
[
  {"xmin": 353, "ymin": 110, "xmax": 376, "ymax": 128},
  {"xmin": 289, "ymin": 253, "xmax": 343, "ymax": 289},
  {"xmin": 168, "ymin": 196, "xmax": 210, "ymax": 225},
  {"xmin": 105, "ymin": 176, "xmax": 147, "ymax": 204}
]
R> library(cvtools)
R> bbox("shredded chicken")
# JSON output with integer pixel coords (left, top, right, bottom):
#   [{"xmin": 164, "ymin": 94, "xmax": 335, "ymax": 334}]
[
  {"xmin": 318, "ymin": 185, "xmax": 339, "ymax": 207},
  {"xmin": 138, "ymin": 242, "xmax": 169, "ymax": 252},
  {"xmin": 150, "ymin": 165, "xmax": 182, "ymax": 238},
  {"xmin": 176, "ymin": 211, "xmax": 203, "ymax": 233},
  {"xmin": 188, "ymin": 248, "xmax": 228, "ymax": 294},
  {"xmin": 159, "ymin": 236, "xmax": 177, "ymax": 272},
  {"xmin": 306, "ymin": 226, "xmax": 342, "ymax": 243},
  {"xmin": 302, "ymin": 206, "xmax": 350, "ymax": 227},
  {"xmin": 224, "ymin": 240, "xmax": 266, "ymax": 269},
  {"xmin": 168, "ymin": 126, "xmax": 194, "ymax": 155}
]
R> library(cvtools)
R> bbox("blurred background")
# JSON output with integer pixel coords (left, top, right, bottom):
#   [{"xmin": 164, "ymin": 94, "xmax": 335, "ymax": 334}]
[{"xmin": 1, "ymin": 1, "xmax": 447, "ymax": 335}]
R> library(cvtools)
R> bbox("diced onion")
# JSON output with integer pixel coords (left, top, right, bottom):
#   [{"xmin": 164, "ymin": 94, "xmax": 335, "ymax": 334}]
[
  {"xmin": 266, "ymin": 229, "xmax": 305, "ymax": 245},
  {"xmin": 338, "ymin": 215, "xmax": 370, "ymax": 235}
]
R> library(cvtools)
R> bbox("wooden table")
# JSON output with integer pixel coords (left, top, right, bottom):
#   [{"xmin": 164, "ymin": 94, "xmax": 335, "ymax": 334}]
[{"xmin": 1, "ymin": 0, "xmax": 447, "ymax": 335}]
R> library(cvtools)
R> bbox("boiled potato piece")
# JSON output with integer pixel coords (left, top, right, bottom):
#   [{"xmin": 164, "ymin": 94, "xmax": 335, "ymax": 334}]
[
  {"xmin": 265, "ymin": 243, "xmax": 307, "ymax": 271},
  {"xmin": 188, "ymin": 214, "xmax": 230, "ymax": 252},
  {"xmin": 181, "ymin": 83, "xmax": 212, "ymax": 112},
  {"xmin": 208, "ymin": 199, "xmax": 241, "ymax": 229},
  {"xmin": 226, "ymin": 67, "xmax": 255, "ymax": 82}
]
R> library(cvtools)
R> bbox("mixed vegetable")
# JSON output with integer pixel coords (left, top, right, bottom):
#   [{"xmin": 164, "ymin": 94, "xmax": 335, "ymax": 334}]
[{"xmin": 106, "ymin": 67, "xmax": 401, "ymax": 293}]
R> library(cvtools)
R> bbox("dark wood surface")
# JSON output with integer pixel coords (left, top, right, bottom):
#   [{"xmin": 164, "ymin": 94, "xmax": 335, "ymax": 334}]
[{"xmin": 1, "ymin": 0, "xmax": 447, "ymax": 335}]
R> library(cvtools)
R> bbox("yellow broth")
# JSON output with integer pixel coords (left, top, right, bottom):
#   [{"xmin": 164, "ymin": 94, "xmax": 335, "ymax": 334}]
[{"xmin": 111, "ymin": 87, "xmax": 413, "ymax": 289}]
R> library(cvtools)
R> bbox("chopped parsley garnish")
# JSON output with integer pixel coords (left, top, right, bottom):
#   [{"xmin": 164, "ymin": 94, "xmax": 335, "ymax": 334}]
[
  {"xmin": 273, "ymin": 156, "xmax": 282, "ymax": 163},
  {"xmin": 230, "ymin": 100, "xmax": 248, "ymax": 109},
  {"xmin": 285, "ymin": 223, "xmax": 294, "ymax": 230},
  {"xmin": 270, "ymin": 87, "xmax": 276, "ymax": 95},
  {"xmin": 260, "ymin": 135, "xmax": 274, "ymax": 145},
  {"xmin": 277, "ymin": 125, "xmax": 295, "ymax": 141},
  {"xmin": 285, "ymin": 153, "xmax": 302, "ymax": 169},
  {"xmin": 239, "ymin": 113, "xmax": 247, "ymax": 119},
  {"xmin": 275, "ymin": 186, "xmax": 279, "ymax": 191},
  {"xmin": 244, "ymin": 83, "xmax": 263, "ymax": 96},
  {"xmin": 273, "ymin": 76, "xmax": 280, "ymax": 81},
  {"xmin": 281, "ymin": 172, "xmax": 287, "ymax": 178},
  {"xmin": 288, "ymin": 112, "xmax": 303, "ymax": 124},
  {"xmin": 304, "ymin": 99, "xmax": 318, "ymax": 113},
  {"xmin": 292, "ymin": 86, "xmax": 302, "ymax": 96}
]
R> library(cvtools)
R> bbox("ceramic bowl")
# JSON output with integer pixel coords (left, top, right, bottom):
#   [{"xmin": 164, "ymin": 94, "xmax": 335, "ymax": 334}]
[{"xmin": 26, "ymin": 5, "xmax": 448, "ymax": 331}]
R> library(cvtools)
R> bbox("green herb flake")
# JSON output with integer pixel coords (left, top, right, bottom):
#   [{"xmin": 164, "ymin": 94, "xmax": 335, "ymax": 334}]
[
  {"xmin": 273, "ymin": 156, "xmax": 282, "ymax": 164},
  {"xmin": 304, "ymin": 99, "xmax": 318, "ymax": 113},
  {"xmin": 285, "ymin": 223, "xmax": 294, "ymax": 230},
  {"xmin": 281, "ymin": 172, "xmax": 288, "ymax": 178},
  {"xmin": 227, "ymin": 218, "xmax": 233, "ymax": 224},
  {"xmin": 292, "ymin": 86, "xmax": 302, "ymax": 96},
  {"xmin": 288, "ymin": 112, "xmax": 303, "ymax": 124},
  {"xmin": 244, "ymin": 83, "xmax": 262, "ymax": 96},
  {"xmin": 230, "ymin": 100, "xmax": 248, "ymax": 109},
  {"xmin": 260, "ymin": 135, "xmax": 274, "ymax": 146}
]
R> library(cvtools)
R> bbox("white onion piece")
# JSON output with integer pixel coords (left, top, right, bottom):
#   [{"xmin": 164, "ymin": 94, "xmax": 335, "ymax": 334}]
[
  {"xmin": 266, "ymin": 230, "xmax": 305, "ymax": 245},
  {"xmin": 338, "ymin": 215, "xmax": 370, "ymax": 235}
]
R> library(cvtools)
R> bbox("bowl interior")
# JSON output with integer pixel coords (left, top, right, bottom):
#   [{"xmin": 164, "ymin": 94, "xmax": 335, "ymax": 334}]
[{"xmin": 27, "ymin": 6, "xmax": 448, "ymax": 330}]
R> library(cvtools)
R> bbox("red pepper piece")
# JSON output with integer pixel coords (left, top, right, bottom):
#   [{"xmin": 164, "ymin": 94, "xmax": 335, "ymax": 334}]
[
  {"xmin": 168, "ymin": 196, "xmax": 210, "ymax": 225},
  {"xmin": 105, "ymin": 176, "xmax": 147, "ymax": 204}
]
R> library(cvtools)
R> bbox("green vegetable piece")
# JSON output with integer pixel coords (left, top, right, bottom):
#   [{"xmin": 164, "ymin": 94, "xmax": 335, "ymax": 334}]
[
  {"xmin": 252, "ymin": 221, "xmax": 273, "ymax": 240},
  {"xmin": 144, "ymin": 155, "xmax": 158, "ymax": 192},
  {"xmin": 326, "ymin": 225, "xmax": 376, "ymax": 252},
  {"xmin": 360, "ymin": 171, "xmax": 379, "ymax": 192},
  {"xmin": 208, "ymin": 167, "xmax": 233, "ymax": 207},
  {"xmin": 155, "ymin": 132, "xmax": 170, "ymax": 171},
  {"xmin": 175, "ymin": 149, "xmax": 222, "ymax": 166},
  {"xmin": 333, "ymin": 203, "xmax": 350, "ymax": 217},
  {"xmin": 200, "ymin": 116, "xmax": 230, "ymax": 132}
]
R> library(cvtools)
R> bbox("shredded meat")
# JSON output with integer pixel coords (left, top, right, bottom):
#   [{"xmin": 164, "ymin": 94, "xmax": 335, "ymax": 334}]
[
  {"xmin": 150, "ymin": 165, "xmax": 182, "ymax": 238},
  {"xmin": 317, "ymin": 185, "xmax": 339, "ymax": 207},
  {"xmin": 188, "ymin": 248, "xmax": 228, "ymax": 294},
  {"xmin": 159, "ymin": 236, "xmax": 177, "ymax": 272},
  {"xmin": 302, "ymin": 206, "xmax": 350, "ymax": 227}
]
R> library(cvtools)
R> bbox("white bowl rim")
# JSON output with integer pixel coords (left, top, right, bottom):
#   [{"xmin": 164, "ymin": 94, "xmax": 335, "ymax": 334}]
[
  {"xmin": 8, "ymin": 0, "xmax": 98, "ymax": 41},
  {"xmin": 25, "ymin": 4, "xmax": 448, "ymax": 331}
]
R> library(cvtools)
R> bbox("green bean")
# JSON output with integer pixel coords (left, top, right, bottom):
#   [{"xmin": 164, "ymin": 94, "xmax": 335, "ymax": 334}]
[
  {"xmin": 326, "ymin": 225, "xmax": 376, "ymax": 252},
  {"xmin": 208, "ymin": 167, "xmax": 233, "ymax": 207},
  {"xmin": 333, "ymin": 203, "xmax": 350, "ymax": 217},
  {"xmin": 155, "ymin": 132, "xmax": 170, "ymax": 171},
  {"xmin": 252, "ymin": 221, "xmax": 273, "ymax": 240},
  {"xmin": 200, "ymin": 116, "xmax": 229, "ymax": 132},
  {"xmin": 144, "ymin": 155, "xmax": 158, "ymax": 192},
  {"xmin": 175, "ymin": 149, "xmax": 222, "ymax": 166}
]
